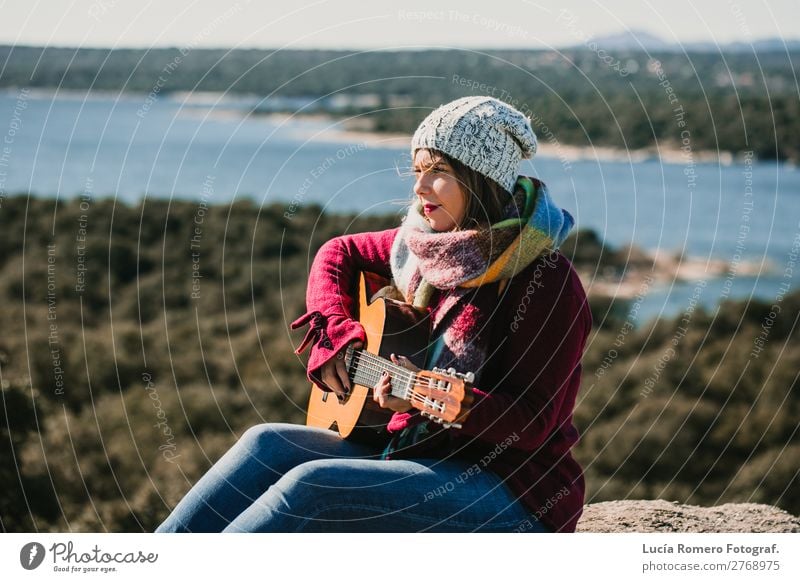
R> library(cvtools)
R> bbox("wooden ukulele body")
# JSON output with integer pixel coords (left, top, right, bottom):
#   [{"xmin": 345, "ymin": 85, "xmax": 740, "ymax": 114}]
[{"xmin": 306, "ymin": 273, "xmax": 431, "ymax": 442}]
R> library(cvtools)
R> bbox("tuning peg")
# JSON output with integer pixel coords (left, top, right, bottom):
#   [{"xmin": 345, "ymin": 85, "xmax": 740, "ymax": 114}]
[{"xmin": 464, "ymin": 371, "xmax": 475, "ymax": 383}]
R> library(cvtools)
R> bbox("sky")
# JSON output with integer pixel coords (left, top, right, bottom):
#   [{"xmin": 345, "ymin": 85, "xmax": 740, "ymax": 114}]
[{"xmin": 0, "ymin": 0, "xmax": 798, "ymax": 50}]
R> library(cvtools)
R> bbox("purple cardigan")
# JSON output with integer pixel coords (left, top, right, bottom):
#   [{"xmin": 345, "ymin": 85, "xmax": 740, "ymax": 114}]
[{"xmin": 292, "ymin": 228, "xmax": 591, "ymax": 532}]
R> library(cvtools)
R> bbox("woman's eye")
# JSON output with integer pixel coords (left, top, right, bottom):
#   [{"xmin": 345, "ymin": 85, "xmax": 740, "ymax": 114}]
[{"xmin": 412, "ymin": 166, "xmax": 448, "ymax": 176}]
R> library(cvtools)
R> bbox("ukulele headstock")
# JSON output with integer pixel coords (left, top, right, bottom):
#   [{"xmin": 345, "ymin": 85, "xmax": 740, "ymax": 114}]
[{"xmin": 411, "ymin": 367, "xmax": 474, "ymax": 429}]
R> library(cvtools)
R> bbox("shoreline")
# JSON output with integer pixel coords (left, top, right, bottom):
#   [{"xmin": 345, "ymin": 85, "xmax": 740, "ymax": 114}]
[
  {"xmin": 579, "ymin": 248, "xmax": 779, "ymax": 302},
  {"xmin": 3, "ymin": 89, "xmax": 792, "ymax": 166},
  {"xmin": 298, "ymin": 118, "xmax": 780, "ymax": 166}
]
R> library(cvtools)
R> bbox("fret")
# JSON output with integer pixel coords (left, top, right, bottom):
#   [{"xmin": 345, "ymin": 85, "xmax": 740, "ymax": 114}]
[
  {"xmin": 346, "ymin": 349, "xmax": 416, "ymax": 401},
  {"xmin": 399, "ymin": 373, "xmax": 414, "ymax": 400}
]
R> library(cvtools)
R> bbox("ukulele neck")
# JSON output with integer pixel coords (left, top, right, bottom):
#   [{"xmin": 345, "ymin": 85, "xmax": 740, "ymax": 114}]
[{"xmin": 344, "ymin": 346, "xmax": 415, "ymax": 400}]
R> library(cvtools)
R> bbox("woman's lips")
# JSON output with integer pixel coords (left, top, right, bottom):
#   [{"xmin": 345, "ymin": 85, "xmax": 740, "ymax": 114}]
[{"xmin": 423, "ymin": 203, "xmax": 440, "ymax": 214}]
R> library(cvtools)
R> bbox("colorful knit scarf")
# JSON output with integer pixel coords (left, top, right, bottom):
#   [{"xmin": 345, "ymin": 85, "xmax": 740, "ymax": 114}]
[{"xmin": 389, "ymin": 175, "xmax": 574, "ymax": 381}]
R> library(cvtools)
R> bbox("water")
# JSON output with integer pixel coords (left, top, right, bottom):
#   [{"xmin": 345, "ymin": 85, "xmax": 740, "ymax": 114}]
[{"xmin": 1, "ymin": 89, "xmax": 798, "ymax": 321}]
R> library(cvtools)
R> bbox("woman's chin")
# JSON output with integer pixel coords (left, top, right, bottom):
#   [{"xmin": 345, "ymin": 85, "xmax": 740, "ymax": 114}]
[
  {"xmin": 427, "ymin": 219, "xmax": 456, "ymax": 232},
  {"xmin": 424, "ymin": 212, "xmax": 458, "ymax": 232}
]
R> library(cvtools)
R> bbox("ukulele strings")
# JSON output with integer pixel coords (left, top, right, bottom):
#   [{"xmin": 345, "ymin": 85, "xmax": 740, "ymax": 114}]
[
  {"xmin": 348, "ymin": 350, "xmax": 412, "ymax": 380},
  {"xmin": 347, "ymin": 350, "xmax": 451, "ymax": 411},
  {"xmin": 348, "ymin": 352, "xmax": 420, "ymax": 401},
  {"xmin": 349, "ymin": 350, "xmax": 453, "ymax": 390}
]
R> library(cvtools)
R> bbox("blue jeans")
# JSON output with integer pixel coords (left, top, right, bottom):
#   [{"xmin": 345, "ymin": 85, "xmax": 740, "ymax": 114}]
[{"xmin": 156, "ymin": 423, "xmax": 550, "ymax": 533}]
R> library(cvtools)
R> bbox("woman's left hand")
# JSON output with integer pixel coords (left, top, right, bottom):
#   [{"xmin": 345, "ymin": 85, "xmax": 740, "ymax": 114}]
[{"xmin": 373, "ymin": 354, "xmax": 418, "ymax": 413}]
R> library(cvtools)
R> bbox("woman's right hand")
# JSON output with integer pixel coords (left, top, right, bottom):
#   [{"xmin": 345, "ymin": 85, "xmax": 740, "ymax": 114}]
[{"xmin": 318, "ymin": 341, "xmax": 362, "ymax": 400}]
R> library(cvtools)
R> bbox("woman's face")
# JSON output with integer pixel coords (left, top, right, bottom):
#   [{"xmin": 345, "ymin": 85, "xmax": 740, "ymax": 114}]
[{"xmin": 412, "ymin": 149, "xmax": 467, "ymax": 232}]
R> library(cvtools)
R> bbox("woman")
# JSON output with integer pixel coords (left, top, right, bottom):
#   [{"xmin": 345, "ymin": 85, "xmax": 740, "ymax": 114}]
[{"xmin": 157, "ymin": 96, "xmax": 591, "ymax": 533}]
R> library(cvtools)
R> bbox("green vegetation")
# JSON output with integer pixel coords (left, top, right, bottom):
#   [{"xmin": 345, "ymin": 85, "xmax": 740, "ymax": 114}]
[
  {"xmin": 0, "ymin": 196, "xmax": 797, "ymax": 531},
  {"xmin": 1, "ymin": 46, "xmax": 798, "ymax": 160}
]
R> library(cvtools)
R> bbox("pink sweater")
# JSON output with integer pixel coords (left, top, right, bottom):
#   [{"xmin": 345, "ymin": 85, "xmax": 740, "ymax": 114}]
[{"xmin": 293, "ymin": 228, "xmax": 591, "ymax": 532}]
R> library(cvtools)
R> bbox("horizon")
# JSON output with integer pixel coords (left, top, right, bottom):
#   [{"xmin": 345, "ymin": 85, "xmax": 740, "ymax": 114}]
[
  {"xmin": 2, "ymin": 31, "xmax": 800, "ymax": 53},
  {"xmin": 1, "ymin": 0, "xmax": 798, "ymax": 52}
]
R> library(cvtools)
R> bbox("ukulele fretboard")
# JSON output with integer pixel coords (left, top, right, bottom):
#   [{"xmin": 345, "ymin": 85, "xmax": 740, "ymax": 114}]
[{"xmin": 345, "ymin": 348, "xmax": 414, "ymax": 400}]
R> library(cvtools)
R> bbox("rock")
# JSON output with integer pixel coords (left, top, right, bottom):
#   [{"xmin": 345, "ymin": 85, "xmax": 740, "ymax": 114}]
[{"xmin": 577, "ymin": 500, "xmax": 800, "ymax": 533}]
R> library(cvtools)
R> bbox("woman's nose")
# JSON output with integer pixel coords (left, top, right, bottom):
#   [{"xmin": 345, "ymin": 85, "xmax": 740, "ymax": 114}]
[{"xmin": 413, "ymin": 173, "xmax": 430, "ymax": 196}]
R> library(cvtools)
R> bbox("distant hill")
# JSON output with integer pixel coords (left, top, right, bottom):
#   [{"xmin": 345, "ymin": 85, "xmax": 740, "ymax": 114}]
[
  {"xmin": 588, "ymin": 30, "xmax": 675, "ymax": 51},
  {"xmin": 586, "ymin": 30, "xmax": 800, "ymax": 53}
]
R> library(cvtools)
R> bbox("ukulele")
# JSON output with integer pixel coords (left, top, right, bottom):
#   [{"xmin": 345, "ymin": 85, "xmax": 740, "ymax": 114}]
[{"xmin": 306, "ymin": 272, "xmax": 474, "ymax": 442}]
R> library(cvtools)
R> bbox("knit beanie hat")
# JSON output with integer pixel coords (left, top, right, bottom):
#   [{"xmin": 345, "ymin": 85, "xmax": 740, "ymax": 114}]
[{"xmin": 411, "ymin": 96, "xmax": 537, "ymax": 193}]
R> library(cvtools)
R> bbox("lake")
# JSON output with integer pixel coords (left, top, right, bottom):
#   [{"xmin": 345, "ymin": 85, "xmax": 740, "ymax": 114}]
[{"xmin": 1, "ymin": 89, "xmax": 797, "ymax": 323}]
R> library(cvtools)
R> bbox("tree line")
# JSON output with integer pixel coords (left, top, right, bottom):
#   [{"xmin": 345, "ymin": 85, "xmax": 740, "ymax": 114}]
[{"xmin": 1, "ymin": 45, "xmax": 798, "ymax": 160}]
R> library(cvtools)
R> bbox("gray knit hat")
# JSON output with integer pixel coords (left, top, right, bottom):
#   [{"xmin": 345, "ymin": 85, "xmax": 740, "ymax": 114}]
[{"xmin": 411, "ymin": 96, "xmax": 537, "ymax": 193}]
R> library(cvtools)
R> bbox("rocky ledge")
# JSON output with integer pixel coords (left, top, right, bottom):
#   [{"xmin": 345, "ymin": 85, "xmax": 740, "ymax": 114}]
[{"xmin": 577, "ymin": 500, "xmax": 800, "ymax": 533}]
